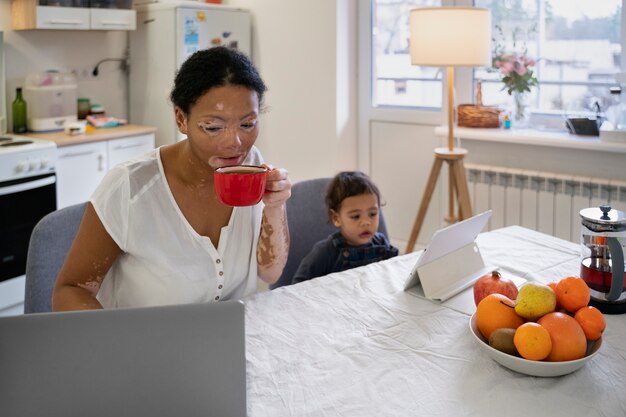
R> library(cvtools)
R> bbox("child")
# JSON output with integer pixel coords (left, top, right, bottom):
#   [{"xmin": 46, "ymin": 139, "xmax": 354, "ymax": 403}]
[{"xmin": 292, "ymin": 171, "xmax": 398, "ymax": 284}]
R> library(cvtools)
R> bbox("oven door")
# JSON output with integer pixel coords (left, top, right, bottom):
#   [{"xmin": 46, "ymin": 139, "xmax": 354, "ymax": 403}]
[{"xmin": 0, "ymin": 173, "xmax": 57, "ymax": 283}]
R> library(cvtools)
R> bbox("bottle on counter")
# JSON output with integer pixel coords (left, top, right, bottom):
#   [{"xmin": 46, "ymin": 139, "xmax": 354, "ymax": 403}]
[
  {"xmin": 12, "ymin": 87, "xmax": 27, "ymax": 134},
  {"xmin": 77, "ymin": 98, "xmax": 91, "ymax": 120}
]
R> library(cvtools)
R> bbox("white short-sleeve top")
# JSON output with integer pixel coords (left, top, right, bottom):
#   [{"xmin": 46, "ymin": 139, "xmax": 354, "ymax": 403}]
[{"xmin": 91, "ymin": 146, "xmax": 264, "ymax": 309}]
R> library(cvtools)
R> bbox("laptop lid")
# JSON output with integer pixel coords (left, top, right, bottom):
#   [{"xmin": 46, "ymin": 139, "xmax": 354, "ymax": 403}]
[{"xmin": 0, "ymin": 300, "xmax": 246, "ymax": 417}]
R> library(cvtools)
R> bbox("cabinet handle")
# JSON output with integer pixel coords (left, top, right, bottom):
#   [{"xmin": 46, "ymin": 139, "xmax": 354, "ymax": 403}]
[
  {"xmin": 98, "ymin": 154, "xmax": 105, "ymax": 171},
  {"xmin": 100, "ymin": 21, "xmax": 130, "ymax": 26},
  {"xmin": 61, "ymin": 150, "xmax": 96, "ymax": 158},
  {"xmin": 112, "ymin": 143, "xmax": 145, "ymax": 150},
  {"xmin": 46, "ymin": 20, "xmax": 83, "ymax": 26}
]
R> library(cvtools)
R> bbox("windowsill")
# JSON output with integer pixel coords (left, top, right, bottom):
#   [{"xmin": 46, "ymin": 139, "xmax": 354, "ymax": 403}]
[{"xmin": 434, "ymin": 126, "xmax": 626, "ymax": 154}]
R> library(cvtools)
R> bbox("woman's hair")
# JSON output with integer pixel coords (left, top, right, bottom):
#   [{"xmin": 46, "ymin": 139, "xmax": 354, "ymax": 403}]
[
  {"xmin": 170, "ymin": 46, "xmax": 267, "ymax": 115},
  {"xmin": 325, "ymin": 171, "xmax": 381, "ymax": 214}
]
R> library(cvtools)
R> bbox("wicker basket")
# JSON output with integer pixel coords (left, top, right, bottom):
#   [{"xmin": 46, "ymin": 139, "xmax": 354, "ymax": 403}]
[{"xmin": 457, "ymin": 104, "xmax": 502, "ymax": 128}]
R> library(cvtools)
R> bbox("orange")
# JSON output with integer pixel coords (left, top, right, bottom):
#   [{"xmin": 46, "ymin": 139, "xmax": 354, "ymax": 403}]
[
  {"xmin": 514, "ymin": 322, "xmax": 552, "ymax": 361},
  {"xmin": 547, "ymin": 281, "xmax": 562, "ymax": 310},
  {"xmin": 555, "ymin": 276, "xmax": 590, "ymax": 313},
  {"xmin": 476, "ymin": 294, "xmax": 525, "ymax": 340},
  {"xmin": 574, "ymin": 306, "xmax": 606, "ymax": 341},
  {"xmin": 537, "ymin": 312, "xmax": 587, "ymax": 361}
]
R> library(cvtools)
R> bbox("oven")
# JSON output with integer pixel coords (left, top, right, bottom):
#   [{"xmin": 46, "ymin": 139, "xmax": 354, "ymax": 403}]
[{"xmin": 0, "ymin": 135, "xmax": 57, "ymax": 315}]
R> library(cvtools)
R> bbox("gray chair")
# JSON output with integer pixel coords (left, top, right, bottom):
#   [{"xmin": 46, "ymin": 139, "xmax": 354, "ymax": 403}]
[
  {"xmin": 24, "ymin": 202, "xmax": 87, "ymax": 313},
  {"xmin": 270, "ymin": 178, "xmax": 390, "ymax": 290}
]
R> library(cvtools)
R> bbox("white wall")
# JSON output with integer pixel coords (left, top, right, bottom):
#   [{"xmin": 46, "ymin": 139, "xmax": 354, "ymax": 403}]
[
  {"xmin": 2, "ymin": 0, "xmax": 357, "ymax": 182},
  {"xmin": 0, "ymin": 0, "xmax": 129, "ymax": 131},
  {"xmin": 225, "ymin": 0, "xmax": 358, "ymax": 181}
]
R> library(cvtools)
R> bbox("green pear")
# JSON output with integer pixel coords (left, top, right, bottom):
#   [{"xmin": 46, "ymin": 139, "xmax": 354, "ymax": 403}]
[{"xmin": 514, "ymin": 282, "xmax": 556, "ymax": 321}]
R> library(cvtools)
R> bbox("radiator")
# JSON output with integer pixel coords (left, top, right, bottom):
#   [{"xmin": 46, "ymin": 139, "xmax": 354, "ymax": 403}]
[{"xmin": 465, "ymin": 164, "xmax": 626, "ymax": 243}]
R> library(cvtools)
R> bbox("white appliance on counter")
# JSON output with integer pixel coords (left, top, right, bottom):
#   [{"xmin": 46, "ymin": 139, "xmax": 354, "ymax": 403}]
[
  {"xmin": 23, "ymin": 70, "xmax": 78, "ymax": 132},
  {"xmin": 0, "ymin": 32, "xmax": 58, "ymax": 317},
  {"xmin": 129, "ymin": 1, "xmax": 251, "ymax": 148}
]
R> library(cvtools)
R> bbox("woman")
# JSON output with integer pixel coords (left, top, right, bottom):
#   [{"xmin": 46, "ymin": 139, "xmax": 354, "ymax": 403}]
[{"xmin": 52, "ymin": 47, "xmax": 290, "ymax": 310}]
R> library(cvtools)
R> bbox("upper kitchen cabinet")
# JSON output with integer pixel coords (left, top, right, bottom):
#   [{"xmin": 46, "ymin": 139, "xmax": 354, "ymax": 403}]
[{"xmin": 11, "ymin": 0, "xmax": 136, "ymax": 31}]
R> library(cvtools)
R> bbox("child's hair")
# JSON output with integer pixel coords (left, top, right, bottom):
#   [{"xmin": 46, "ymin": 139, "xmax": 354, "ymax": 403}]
[
  {"xmin": 170, "ymin": 46, "xmax": 267, "ymax": 116},
  {"xmin": 325, "ymin": 171, "xmax": 381, "ymax": 215}
]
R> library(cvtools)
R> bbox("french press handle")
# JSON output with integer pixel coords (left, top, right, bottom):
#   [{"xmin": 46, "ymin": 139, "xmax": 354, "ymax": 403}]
[{"xmin": 607, "ymin": 237, "xmax": 625, "ymax": 301}]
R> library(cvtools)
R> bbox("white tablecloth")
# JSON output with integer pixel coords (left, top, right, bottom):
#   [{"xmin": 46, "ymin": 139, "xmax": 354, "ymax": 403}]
[{"xmin": 245, "ymin": 226, "xmax": 626, "ymax": 417}]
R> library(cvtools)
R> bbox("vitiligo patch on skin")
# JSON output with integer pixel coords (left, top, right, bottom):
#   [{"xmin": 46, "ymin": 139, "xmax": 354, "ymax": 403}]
[
  {"xmin": 257, "ymin": 212, "xmax": 289, "ymax": 268},
  {"xmin": 77, "ymin": 281, "xmax": 101, "ymax": 297},
  {"xmin": 197, "ymin": 121, "xmax": 214, "ymax": 134},
  {"xmin": 257, "ymin": 213, "xmax": 275, "ymax": 266},
  {"xmin": 75, "ymin": 259, "xmax": 109, "ymax": 296}
]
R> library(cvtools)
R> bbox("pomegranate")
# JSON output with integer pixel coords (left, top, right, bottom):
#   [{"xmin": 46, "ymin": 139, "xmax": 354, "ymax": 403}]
[{"xmin": 473, "ymin": 270, "xmax": 519, "ymax": 306}]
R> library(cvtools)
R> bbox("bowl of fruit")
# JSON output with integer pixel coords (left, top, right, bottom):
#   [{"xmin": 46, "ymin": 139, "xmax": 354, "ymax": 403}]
[{"xmin": 470, "ymin": 273, "xmax": 605, "ymax": 377}]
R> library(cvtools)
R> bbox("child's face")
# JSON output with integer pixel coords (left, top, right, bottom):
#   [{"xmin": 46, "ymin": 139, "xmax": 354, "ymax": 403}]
[{"xmin": 330, "ymin": 193, "xmax": 380, "ymax": 246}]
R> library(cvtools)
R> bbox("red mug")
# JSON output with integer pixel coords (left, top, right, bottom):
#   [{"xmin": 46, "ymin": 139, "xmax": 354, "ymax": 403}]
[{"xmin": 213, "ymin": 165, "xmax": 269, "ymax": 206}]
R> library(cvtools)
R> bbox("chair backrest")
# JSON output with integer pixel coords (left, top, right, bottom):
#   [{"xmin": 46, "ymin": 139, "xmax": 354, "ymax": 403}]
[
  {"xmin": 270, "ymin": 178, "xmax": 389, "ymax": 289},
  {"xmin": 24, "ymin": 202, "xmax": 87, "ymax": 314}
]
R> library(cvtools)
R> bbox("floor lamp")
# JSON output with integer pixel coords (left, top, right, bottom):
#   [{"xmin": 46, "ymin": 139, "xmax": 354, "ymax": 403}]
[{"xmin": 404, "ymin": 7, "xmax": 492, "ymax": 253}]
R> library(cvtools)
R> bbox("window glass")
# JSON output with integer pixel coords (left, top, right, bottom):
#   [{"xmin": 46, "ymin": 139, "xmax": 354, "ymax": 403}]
[
  {"xmin": 372, "ymin": 0, "xmax": 442, "ymax": 109},
  {"xmin": 474, "ymin": 0, "xmax": 622, "ymax": 116}
]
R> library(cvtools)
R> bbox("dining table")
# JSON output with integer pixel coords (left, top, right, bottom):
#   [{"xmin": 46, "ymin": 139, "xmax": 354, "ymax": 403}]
[{"xmin": 244, "ymin": 226, "xmax": 626, "ymax": 417}]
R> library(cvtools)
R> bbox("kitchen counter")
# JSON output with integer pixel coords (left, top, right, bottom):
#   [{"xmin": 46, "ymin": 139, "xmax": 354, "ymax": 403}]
[{"xmin": 25, "ymin": 124, "xmax": 157, "ymax": 147}]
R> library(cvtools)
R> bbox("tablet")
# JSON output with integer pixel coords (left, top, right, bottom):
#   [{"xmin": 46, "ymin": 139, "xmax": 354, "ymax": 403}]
[{"xmin": 403, "ymin": 211, "xmax": 493, "ymax": 307}]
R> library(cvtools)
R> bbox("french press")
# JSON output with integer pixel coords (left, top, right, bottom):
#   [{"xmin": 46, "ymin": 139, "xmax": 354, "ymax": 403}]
[{"xmin": 579, "ymin": 204, "xmax": 626, "ymax": 314}]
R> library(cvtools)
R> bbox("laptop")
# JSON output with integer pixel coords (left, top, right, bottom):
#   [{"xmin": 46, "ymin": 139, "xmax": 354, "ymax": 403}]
[
  {"xmin": 403, "ymin": 210, "xmax": 526, "ymax": 314},
  {"xmin": 0, "ymin": 300, "xmax": 246, "ymax": 417}
]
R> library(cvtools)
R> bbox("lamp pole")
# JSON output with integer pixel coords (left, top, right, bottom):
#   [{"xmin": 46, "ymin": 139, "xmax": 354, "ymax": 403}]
[{"xmin": 404, "ymin": 7, "xmax": 490, "ymax": 253}]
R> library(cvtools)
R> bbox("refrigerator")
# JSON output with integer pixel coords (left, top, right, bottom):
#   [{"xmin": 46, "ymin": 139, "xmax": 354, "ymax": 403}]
[{"xmin": 129, "ymin": 1, "xmax": 251, "ymax": 147}]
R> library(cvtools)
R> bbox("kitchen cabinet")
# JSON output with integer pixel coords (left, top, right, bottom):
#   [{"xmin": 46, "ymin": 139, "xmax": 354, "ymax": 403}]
[
  {"xmin": 107, "ymin": 134, "xmax": 154, "ymax": 168},
  {"xmin": 56, "ymin": 140, "xmax": 108, "ymax": 209},
  {"xmin": 11, "ymin": 1, "xmax": 136, "ymax": 31},
  {"xmin": 56, "ymin": 133, "xmax": 155, "ymax": 209}
]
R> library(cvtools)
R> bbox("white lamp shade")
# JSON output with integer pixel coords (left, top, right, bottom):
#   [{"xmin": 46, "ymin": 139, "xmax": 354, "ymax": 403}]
[{"xmin": 410, "ymin": 7, "xmax": 491, "ymax": 67}]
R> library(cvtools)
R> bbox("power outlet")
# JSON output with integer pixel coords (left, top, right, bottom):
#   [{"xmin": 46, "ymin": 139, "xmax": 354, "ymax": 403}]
[{"xmin": 69, "ymin": 68, "xmax": 93, "ymax": 80}]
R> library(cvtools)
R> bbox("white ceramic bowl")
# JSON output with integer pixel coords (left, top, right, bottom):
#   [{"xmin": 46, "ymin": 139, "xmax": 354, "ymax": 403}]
[{"xmin": 469, "ymin": 314, "xmax": 602, "ymax": 377}]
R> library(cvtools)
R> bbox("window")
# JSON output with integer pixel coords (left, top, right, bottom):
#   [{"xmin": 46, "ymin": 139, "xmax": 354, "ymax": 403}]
[
  {"xmin": 371, "ymin": 0, "xmax": 623, "ymax": 119},
  {"xmin": 371, "ymin": 0, "xmax": 443, "ymax": 109},
  {"xmin": 475, "ymin": 0, "xmax": 622, "ymax": 117}
]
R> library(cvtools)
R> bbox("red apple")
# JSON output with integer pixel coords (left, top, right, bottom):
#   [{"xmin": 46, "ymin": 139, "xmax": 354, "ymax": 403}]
[{"xmin": 473, "ymin": 270, "xmax": 519, "ymax": 306}]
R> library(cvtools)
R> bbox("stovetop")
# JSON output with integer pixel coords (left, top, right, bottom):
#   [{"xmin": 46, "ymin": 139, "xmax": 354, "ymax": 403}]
[
  {"xmin": 0, "ymin": 134, "xmax": 56, "ymax": 153},
  {"xmin": 0, "ymin": 134, "xmax": 57, "ymax": 182}
]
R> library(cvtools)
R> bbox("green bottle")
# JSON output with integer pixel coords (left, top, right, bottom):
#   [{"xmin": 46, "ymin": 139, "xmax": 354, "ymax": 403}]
[{"xmin": 12, "ymin": 87, "xmax": 27, "ymax": 134}]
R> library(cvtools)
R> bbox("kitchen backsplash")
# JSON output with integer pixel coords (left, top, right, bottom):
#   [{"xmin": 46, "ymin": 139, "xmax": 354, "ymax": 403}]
[{"xmin": 0, "ymin": 0, "xmax": 129, "ymax": 132}]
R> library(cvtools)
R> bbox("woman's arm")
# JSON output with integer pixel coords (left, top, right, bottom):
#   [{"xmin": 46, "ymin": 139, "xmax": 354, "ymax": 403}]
[
  {"xmin": 257, "ymin": 167, "xmax": 291, "ymax": 284},
  {"xmin": 52, "ymin": 203, "xmax": 122, "ymax": 311}
]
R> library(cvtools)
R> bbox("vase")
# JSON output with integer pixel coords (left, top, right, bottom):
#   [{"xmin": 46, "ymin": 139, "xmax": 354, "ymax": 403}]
[{"xmin": 512, "ymin": 91, "xmax": 530, "ymax": 128}]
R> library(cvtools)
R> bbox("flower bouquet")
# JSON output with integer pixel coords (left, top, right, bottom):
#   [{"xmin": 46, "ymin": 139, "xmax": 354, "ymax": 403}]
[
  {"xmin": 494, "ymin": 54, "xmax": 538, "ymax": 96},
  {"xmin": 491, "ymin": 26, "xmax": 538, "ymax": 126}
]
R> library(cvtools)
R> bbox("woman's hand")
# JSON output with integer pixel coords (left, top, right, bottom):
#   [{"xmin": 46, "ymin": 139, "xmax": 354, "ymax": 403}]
[{"xmin": 262, "ymin": 165, "xmax": 291, "ymax": 209}]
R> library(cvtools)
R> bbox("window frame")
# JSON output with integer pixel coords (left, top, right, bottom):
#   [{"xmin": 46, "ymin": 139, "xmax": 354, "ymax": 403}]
[{"xmin": 366, "ymin": 0, "xmax": 626, "ymax": 118}]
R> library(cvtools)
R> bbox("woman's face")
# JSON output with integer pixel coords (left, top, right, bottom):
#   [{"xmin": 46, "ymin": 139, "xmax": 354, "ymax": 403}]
[{"xmin": 175, "ymin": 84, "xmax": 260, "ymax": 169}]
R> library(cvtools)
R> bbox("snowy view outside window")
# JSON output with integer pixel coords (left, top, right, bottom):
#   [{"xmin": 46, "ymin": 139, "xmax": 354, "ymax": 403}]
[
  {"xmin": 372, "ymin": 0, "xmax": 622, "ymax": 116},
  {"xmin": 372, "ymin": 0, "xmax": 442, "ymax": 108}
]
